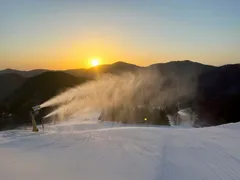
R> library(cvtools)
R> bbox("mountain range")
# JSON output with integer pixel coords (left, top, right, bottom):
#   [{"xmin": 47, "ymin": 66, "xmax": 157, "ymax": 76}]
[
  {"xmin": 0, "ymin": 68, "xmax": 49, "ymax": 77},
  {"xmin": 0, "ymin": 60, "xmax": 211, "ymax": 100},
  {"xmin": 0, "ymin": 60, "xmax": 239, "ymax": 129}
]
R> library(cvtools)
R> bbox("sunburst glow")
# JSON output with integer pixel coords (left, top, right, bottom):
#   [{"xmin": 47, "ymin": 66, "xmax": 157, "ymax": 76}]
[{"xmin": 91, "ymin": 58, "xmax": 100, "ymax": 67}]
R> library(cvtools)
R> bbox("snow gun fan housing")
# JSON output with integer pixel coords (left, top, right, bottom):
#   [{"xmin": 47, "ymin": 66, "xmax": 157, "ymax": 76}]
[{"xmin": 32, "ymin": 105, "xmax": 41, "ymax": 114}]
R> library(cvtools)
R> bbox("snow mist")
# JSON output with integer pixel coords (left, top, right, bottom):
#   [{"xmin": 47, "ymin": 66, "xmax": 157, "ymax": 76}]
[{"xmin": 40, "ymin": 69, "xmax": 196, "ymax": 121}]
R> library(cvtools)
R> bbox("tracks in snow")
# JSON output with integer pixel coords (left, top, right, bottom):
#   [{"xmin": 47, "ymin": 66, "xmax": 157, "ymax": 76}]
[{"xmin": 1, "ymin": 124, "xmax": 240, "ymax": 180}]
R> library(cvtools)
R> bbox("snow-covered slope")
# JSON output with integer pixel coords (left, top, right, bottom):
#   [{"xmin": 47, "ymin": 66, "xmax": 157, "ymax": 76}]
[{"xmin": 0, "ymin": 117, "xmax": 240, "ymax": 180}]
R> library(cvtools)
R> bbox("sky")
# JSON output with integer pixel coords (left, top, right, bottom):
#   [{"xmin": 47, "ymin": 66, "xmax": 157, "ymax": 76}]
[{"xmin": 0, "ymin": 0, "xmax": 239, "ymax": 70}]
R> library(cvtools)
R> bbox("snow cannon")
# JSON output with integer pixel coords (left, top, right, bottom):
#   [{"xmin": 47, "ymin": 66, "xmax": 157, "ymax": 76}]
[
  {"xmin": 32, "ymin": 105, "xmax": 41, "ymax": 113},
  {"xmin": 30, "ymin": 105, "xmax": 42, "ymax": 132}
]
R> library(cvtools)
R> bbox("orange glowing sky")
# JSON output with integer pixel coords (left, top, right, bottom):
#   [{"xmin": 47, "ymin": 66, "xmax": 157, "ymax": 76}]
[{"xmin": 0, "ymin": 1, "xmax": 239, "ymax": 70}]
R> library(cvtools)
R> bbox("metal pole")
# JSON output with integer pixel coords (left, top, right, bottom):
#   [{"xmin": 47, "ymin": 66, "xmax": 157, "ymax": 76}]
[{"xmin": 30, "ymin": 111, "xmax": 39, "ymax": 132}]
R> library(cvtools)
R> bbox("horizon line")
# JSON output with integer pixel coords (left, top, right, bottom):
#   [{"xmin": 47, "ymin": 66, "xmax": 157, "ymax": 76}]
[{"xmin": 0, "ymin": 59, "xmax": 219, "ymax": 71}]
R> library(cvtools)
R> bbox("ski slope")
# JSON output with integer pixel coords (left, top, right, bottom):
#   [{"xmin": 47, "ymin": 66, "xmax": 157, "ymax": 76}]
[{"xmin": 0, "ymin": 118, "xmax": 240, "ymax": 180}]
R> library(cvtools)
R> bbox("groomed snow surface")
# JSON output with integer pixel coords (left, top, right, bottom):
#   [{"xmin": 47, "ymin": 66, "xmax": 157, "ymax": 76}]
[{"xmin": 0, "ymin": 115, "xmax": 240, "ymax": 180}]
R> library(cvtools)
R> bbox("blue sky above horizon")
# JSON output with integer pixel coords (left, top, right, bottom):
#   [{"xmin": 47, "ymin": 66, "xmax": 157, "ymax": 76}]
[{"xmin": 0, "ymin": 0, "xmax": 239, "ymax": 70}]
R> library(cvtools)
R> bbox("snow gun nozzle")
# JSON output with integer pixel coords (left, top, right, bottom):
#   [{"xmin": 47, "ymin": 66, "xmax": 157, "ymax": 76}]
[{"xmin": 32, "ymin": 105, "xmax": 41, "ymax": 112}]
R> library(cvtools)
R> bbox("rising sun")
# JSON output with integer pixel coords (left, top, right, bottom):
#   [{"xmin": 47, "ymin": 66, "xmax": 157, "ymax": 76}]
[{"xmin": 91, "ymin": 58, "xmax": 100, "ymax": 67}]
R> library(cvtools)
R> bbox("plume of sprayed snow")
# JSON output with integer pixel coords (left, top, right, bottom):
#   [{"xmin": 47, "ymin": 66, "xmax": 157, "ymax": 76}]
[
  {"xmin": 41, "ymin": 69, "xmax": 196, "ymax": 121},
  {"xmin": 168, "ymin": 108, "xmax": 198, "ymax": 127}
]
